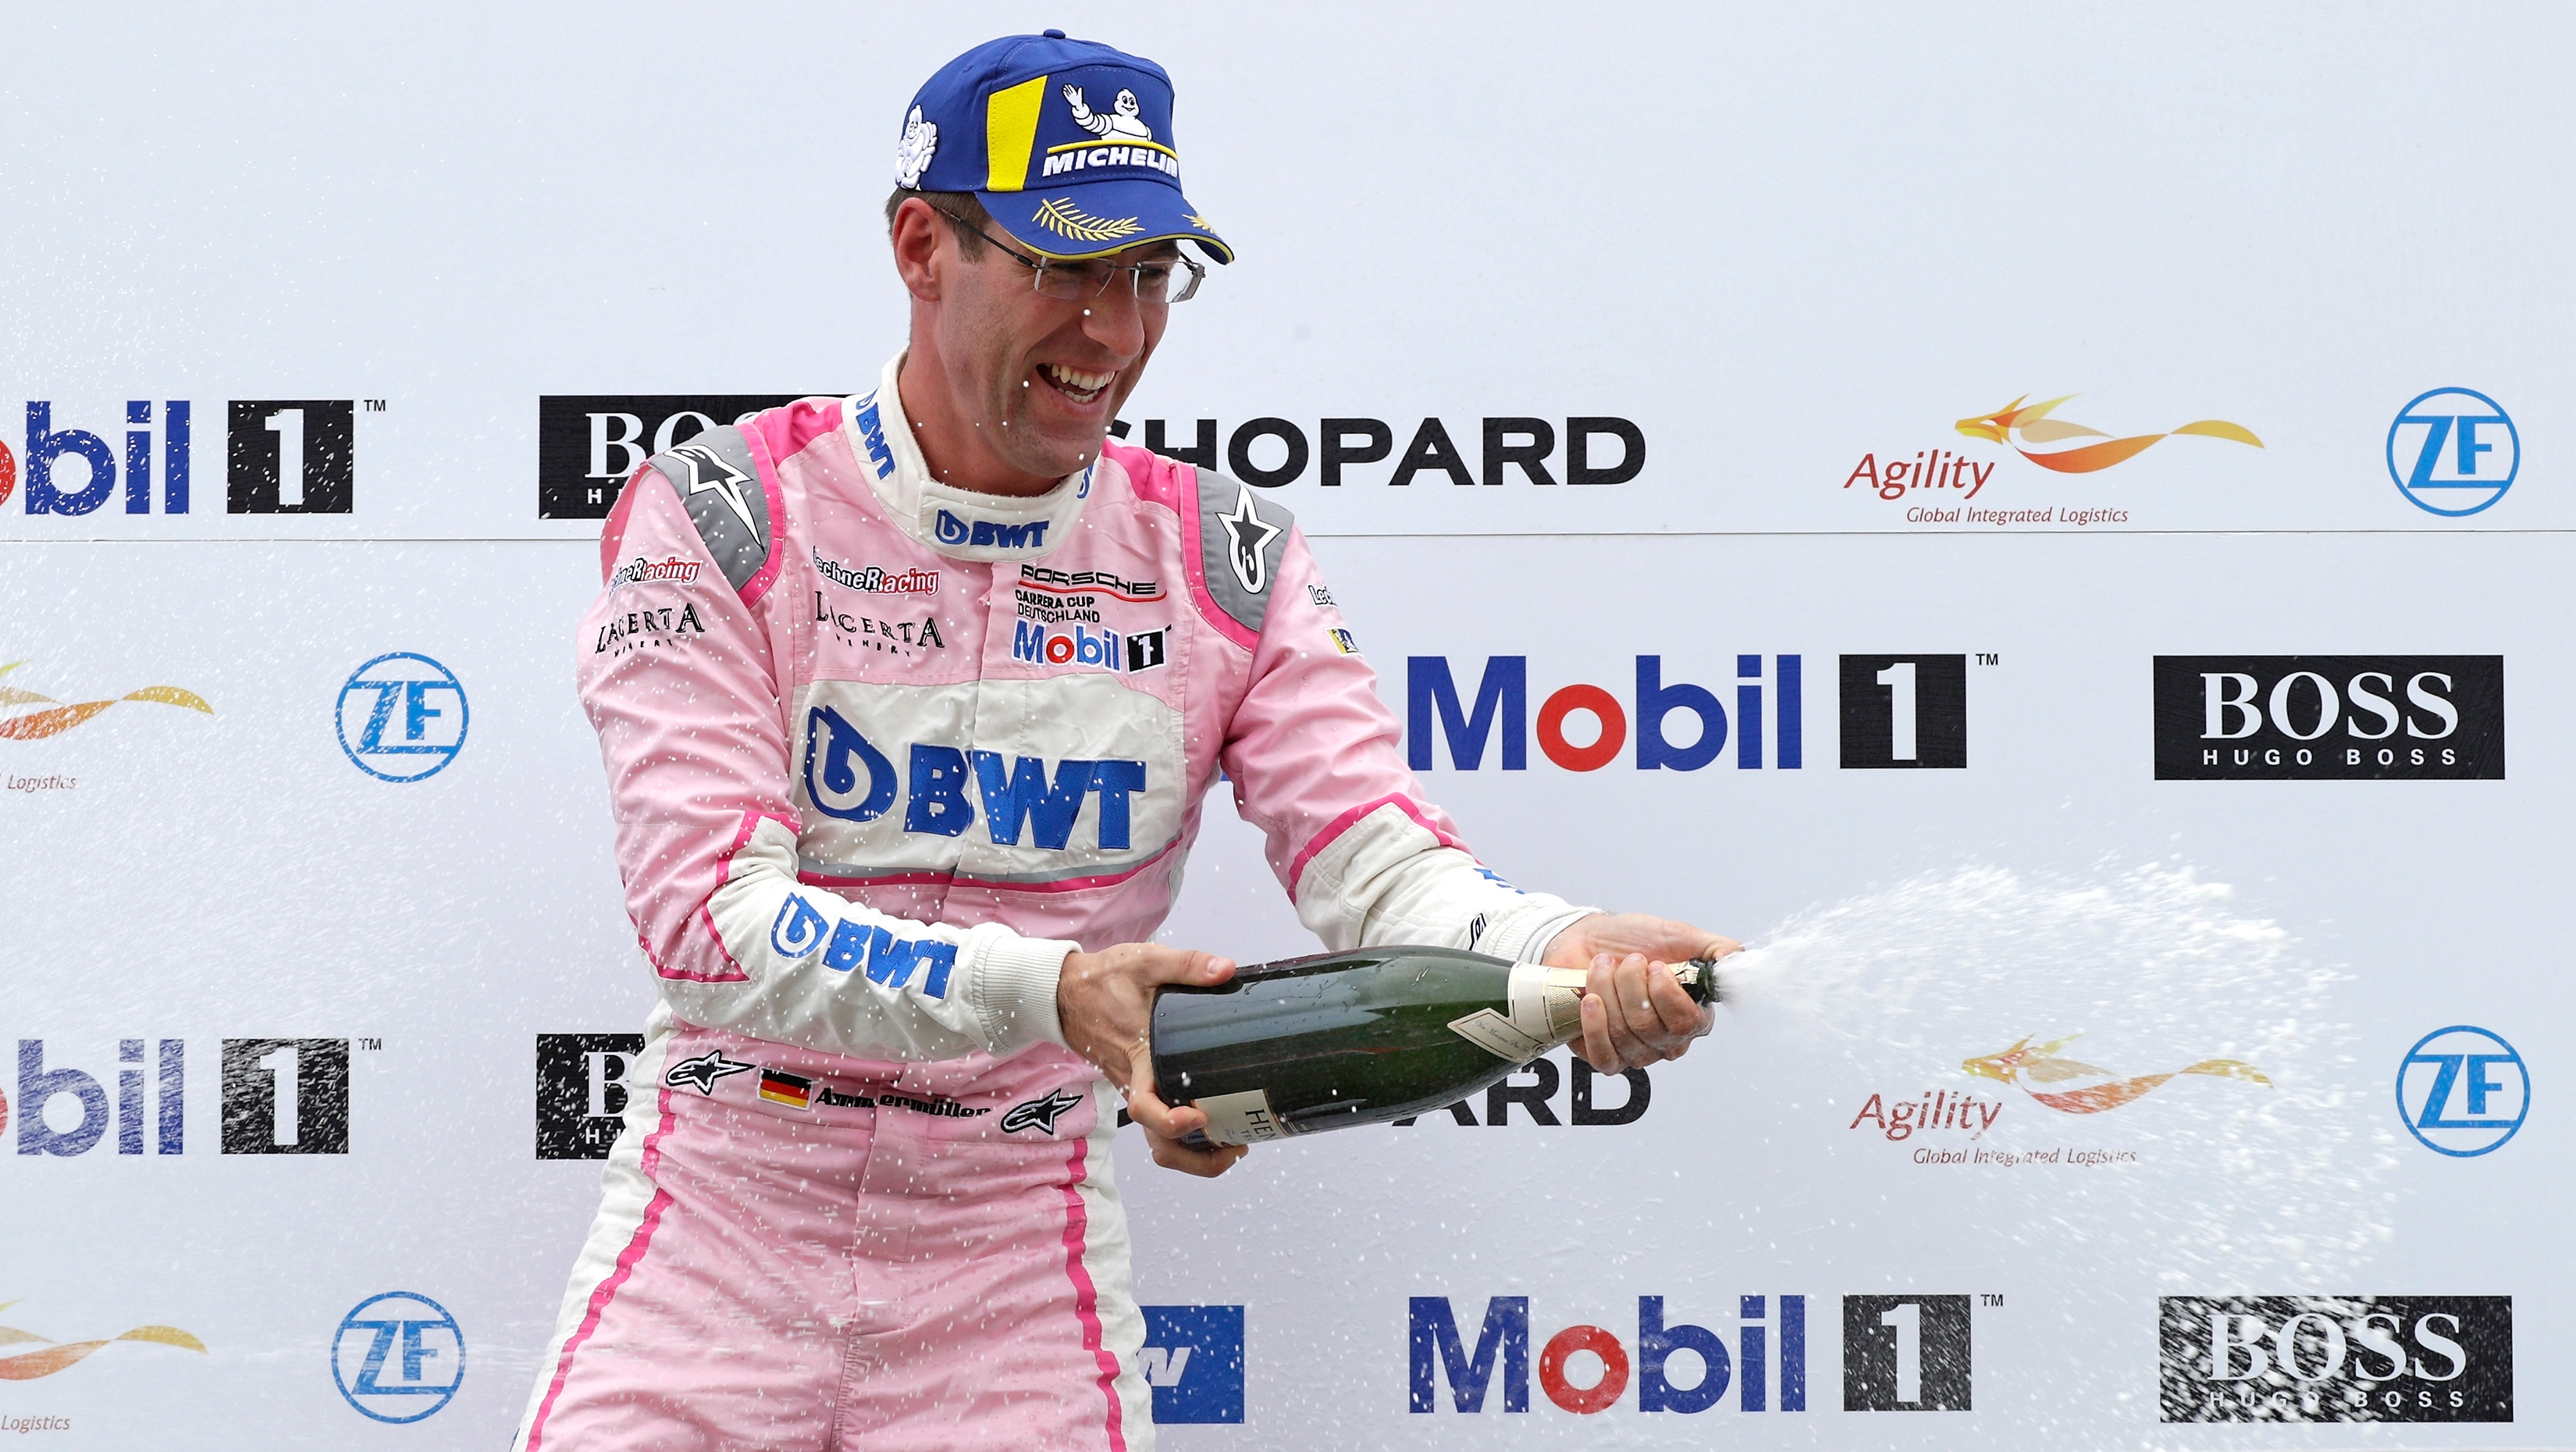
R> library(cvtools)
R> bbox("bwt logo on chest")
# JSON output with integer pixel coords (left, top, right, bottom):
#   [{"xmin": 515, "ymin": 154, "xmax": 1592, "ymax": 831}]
[{"xmin": 801, "ymin": 705, "xmax": 1146, "ymax": 850}]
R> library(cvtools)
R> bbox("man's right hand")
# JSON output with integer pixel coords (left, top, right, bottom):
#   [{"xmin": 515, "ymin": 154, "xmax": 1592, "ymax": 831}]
[{"xmin": 1058, "ymin": 943, "xmax": 1248, "ymax": 1178}]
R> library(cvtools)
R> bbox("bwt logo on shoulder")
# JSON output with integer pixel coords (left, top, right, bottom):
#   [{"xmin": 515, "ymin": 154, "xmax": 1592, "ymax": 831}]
[
  {"xmin": 5, "ymin": 399, "xmax": 360, "ymax": 516},
  {"xmin": 2153, "ymin": 656, "xmax": 2503, "ymax": 780},
  {"xmin": 1139, "ymin": 1304, "xmax": 1244, "ymax": 1424}
]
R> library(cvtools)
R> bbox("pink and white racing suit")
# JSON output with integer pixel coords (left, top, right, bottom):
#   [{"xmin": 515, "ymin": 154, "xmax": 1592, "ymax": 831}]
[{"xmin": 515, "ymin": 355, "xmax": 1590, "ymax": 1451}]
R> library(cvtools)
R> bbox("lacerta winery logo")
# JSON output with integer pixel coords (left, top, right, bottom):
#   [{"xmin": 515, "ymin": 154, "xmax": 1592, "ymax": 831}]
[
  {"xmin": 1844, "ymin": 392, "xmax": 2262, "ymax": 525},
  {"xmin": 0, "ymin": 1302, "xmax": 205, "ymax": 1380}
]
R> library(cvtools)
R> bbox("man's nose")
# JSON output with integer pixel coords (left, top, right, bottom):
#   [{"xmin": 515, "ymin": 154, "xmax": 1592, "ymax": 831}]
[{"xmin": 1079, "ymin": 280, "xmax": 1148, "ymax": 358}]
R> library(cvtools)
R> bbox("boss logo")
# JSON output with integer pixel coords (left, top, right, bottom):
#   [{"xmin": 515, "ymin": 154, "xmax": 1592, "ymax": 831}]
[
  {"xmin": 2152, "ymin": 656, "xmax": 2503, "ymax": 780},
  {"xmin": 2158, "ymin": 1296, "xmax": 2511, "ymax": 1423}
]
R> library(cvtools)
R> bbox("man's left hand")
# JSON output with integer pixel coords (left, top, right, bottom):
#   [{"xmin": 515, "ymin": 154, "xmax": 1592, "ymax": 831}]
[{"xmin": 1542, "ymin": 913, "xmax": 1738, "ymax": 1073}]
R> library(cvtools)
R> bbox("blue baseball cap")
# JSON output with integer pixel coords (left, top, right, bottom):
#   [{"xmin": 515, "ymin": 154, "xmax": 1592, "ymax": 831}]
[{"xmin": 894, "ymin": 30, "xmax": 1233, "ymax": 264}]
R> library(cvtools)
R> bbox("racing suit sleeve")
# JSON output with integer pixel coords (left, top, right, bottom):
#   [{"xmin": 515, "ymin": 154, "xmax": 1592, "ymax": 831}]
[
  {"xmin": 1215, "ymin": 514, "xmax": 1597, "ymax": 963},
  {"xmin": 577, "ymin": 442, "xmax": 1073, "ymax": 1061}
]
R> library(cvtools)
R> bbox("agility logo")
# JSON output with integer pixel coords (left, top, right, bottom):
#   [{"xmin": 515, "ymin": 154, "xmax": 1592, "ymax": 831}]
[
  {"xmin": 0, "ymin": 1304, "xmax": 204, "ymax": 1382},
  {"xmin": 1955, "ymin": 394, "xmax": 2261, "ymax": 473},
  {"xmin": 2389, "ymin": 389, "xmax": 2517, "ymax": 516},
  {"xmin": 1962, "ymin": 1034, "xmax": 2268, "ymax": 1113},
  {"xmin": 1001, "ymin": 1087, "xmax": 1084, "ymax": 1135},
  {"xmin": 336, "ymin": 653, "xmax": 467, "ymax": 781},
  {"xmin": 0, "ymin": 661, "xmax": 210, "ymax": 741},
  {"xmin": 332, "ymin": 1293, "xmax": 463, "ymax": 1424},
  {"xmin": 1140, "ymin": 1305, "xmax": 1244, "ymax": 1424},
  {"xmin": 2396, "ymin": 1026, "xmax": 2527, "ymax": 1157}
]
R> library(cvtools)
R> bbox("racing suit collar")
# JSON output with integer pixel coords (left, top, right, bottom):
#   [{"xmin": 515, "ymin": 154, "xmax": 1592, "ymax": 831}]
[{"xmin": 842, "ymin": 354, "xmax": 1094, "ymax": 563}]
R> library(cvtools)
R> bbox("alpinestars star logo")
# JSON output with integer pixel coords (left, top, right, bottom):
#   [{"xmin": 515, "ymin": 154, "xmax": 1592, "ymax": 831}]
[
  {"xmin": 666, "ymin": 442, "xmax": 760, "ymax": 534},
  {"xmin": 663, "ymin": 1050, "xmax": 755, "ymax": 1097},
  {"xmin": 1219, "ymin": 486, "xmax": 1281, "ymax": 593},
  {"xmin": 1001, "ymin": 1087, "xmax": 1085, "ymax": 1135}
]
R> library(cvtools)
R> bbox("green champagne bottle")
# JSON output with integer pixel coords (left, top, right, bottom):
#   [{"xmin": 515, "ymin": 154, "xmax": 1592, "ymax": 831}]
[{"xmin": 1150, "ymin": 946, "xmax": 1721, "ymax": 1146}]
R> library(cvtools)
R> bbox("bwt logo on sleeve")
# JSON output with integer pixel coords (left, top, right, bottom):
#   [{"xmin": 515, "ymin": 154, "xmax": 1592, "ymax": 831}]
[
  {"xmin": 535, "ymin": 1033, "xmax": 646, "ymax": 1159},
  {"xmin": 2158, "ymin": 1295, "xmax": 2512, "ymax": 1422},
  {"xmin": 4, "ymin": 398, "xmax": 359, "ymax": 517},
  {"xmin": 1139, "ymin": 1304, "xmax": 1244, "ymax": 1424},
  {"xmin": 536, "ymin": 394, "xmax": 823, "ymax": 518},
  {"xmin": 2153, "ymin": 656, "xmax": 2503, "ymax": 780}
]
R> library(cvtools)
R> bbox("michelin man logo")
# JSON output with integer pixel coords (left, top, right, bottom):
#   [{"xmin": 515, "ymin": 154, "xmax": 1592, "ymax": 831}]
[
  {"xmin": 1063, "ymin": 85, "xmax": 1153, "ymax": 141},
  {"xmin": 895, "ymin": 105, "xmax": 939, "ymax": 188}
]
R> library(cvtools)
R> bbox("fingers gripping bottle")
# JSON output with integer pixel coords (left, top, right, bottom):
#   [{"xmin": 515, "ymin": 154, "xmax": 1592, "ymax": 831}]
[{"xmin": 1148, "ymin": 946, "xmax": 1721, "ymax": 1147}]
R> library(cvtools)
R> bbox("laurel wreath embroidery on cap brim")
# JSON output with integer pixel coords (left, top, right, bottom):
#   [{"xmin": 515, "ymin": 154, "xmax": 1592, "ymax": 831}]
[
  {"xmin": 1184, "ymin": 212, "xmax": 1215, "ymax": 231},
  {"xmin": 1035, "ymin": 197, "xmax": 1144, "ymax": 243}
]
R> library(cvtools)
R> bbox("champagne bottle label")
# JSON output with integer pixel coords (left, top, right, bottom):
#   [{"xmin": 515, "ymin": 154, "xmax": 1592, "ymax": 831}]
[
  {"xmin": 1446, "ymin": 964, "xmax": 1585, "ymax": 1061},
  {"xmin": 1193, "ymin": 1088, "xmax": 1286, "ymax": 1146}
]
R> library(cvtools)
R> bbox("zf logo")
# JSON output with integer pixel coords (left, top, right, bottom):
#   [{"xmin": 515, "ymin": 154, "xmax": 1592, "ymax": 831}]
[
  {"xmin": 1843, "ymin": 1294, "xmax": 1971, "ymax": 1411},
  {"xmin": 2389, "ymin": 389, "xmax": 2516, "ymax": 517},
  {"xmin": 337, "ymin": 653, "xmax": 470, "ymax": 782},
  {"xmin": 537, "ymin": 394, "xmax": 820, "ymax": 518},
  {"xmin": 333, "ymin": 1292, "xmax": 464, "ymax": 1423},
  {"xmin": 535, "ymin": 1034, "xmax": 646, "ymax": 1160},
  {"xmin": 2159, "ymin": 1296, "xmax": 2512, "ymax": 1422},
  {"xmin": 2397, "ymin": 1027, "xmax": 2527, "ymax": 1158},
  {"xmin": 1838, "ymin": 656, "xmax": 1966, "ymax": 769},
  {"xmin": 2152, "ymin": 656, "xmax": 2503, "ymax": 780},
  {"xmin": 1140, "ymin": 1304, "xmax": 1244, "ymax": 1425},
  {"xmin": 2, "ymin": 399, "xmax": 357, "ymax": 515}
]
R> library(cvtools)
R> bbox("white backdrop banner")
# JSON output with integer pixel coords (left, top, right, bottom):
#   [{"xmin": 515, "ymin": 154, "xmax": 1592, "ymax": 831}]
[{"xmin": 0, "ymin": 4, "xmax": 2561, "ymax": 1449}]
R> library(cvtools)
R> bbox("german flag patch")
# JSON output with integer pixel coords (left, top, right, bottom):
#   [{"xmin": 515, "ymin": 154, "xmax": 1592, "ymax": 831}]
[{"xmin": 759, "ymin": 1068, "xmax": 813, "ymax": 1109}]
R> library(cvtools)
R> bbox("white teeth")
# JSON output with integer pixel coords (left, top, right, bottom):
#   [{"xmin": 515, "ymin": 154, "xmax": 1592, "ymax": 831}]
[{"xmin": 1042, "ymin": 362, "xmax": 1114, "ymax": 393}]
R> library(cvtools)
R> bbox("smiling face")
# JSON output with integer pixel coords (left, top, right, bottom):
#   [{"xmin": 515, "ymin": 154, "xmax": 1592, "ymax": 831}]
[{"xmin": 892, "ymin": 196, "xmax": 1175, "ymax": 496}]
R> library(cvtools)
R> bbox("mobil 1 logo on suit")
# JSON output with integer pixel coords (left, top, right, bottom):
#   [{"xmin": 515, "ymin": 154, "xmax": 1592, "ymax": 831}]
[
  {"xmin": 2153, "ymin": 657, "xmax": 2503, "ymax": 780},
  {"xmin": 535, "ymin": 1034, "xmax": 645, "ymax": 1158},
  {"xmin": 2160, "ymin": 1295, "xmax": 2511, "ymax": 1422},
  {"xmin": 538, "ymin": 394, "xmax": 823, "ymax": 518}
]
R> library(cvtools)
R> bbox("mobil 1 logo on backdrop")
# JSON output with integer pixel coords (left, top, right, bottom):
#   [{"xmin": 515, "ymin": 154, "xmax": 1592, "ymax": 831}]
[{"xmin": 2153, "ymin": 657, "xmax": 2503, "ymax": 780}]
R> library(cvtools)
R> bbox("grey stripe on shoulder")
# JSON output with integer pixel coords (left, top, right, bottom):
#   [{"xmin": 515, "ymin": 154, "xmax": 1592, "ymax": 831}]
[
  {"xmin": 646, "ymin": 425, "xmax": 772, "ymax": 593},
  {"xmin": 1195, "ymin": 469, "xmax": 1292, "ymax": 637}
]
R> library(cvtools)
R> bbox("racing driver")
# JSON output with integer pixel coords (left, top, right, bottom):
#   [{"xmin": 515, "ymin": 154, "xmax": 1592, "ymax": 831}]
[{"xmin": 517, "ymin": 30, "xmax": 1735, "ymax": 1452}]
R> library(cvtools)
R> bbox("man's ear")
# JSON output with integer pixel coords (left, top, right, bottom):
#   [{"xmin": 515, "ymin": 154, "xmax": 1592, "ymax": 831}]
[{"xmin": 890, "ymin": 197, "xmax": 945, "ymax": 303}]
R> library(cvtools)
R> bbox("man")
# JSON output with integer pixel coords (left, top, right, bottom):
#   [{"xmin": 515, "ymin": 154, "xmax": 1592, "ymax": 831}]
[{"xmin": 518, "ymin": 30, "xmax": 1731, "ymax": 1452}]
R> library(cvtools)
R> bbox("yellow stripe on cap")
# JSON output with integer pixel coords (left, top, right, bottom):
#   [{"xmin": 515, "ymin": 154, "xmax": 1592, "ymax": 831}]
[{"xmin": 984, "ymin": 75, "xmax": 1048, "ymax": 193}]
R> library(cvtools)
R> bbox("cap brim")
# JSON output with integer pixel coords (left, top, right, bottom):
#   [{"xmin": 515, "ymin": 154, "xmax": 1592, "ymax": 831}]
[{"xmin": 980, "ymin": 178, "xmax": 1234, "ymax": 263}]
